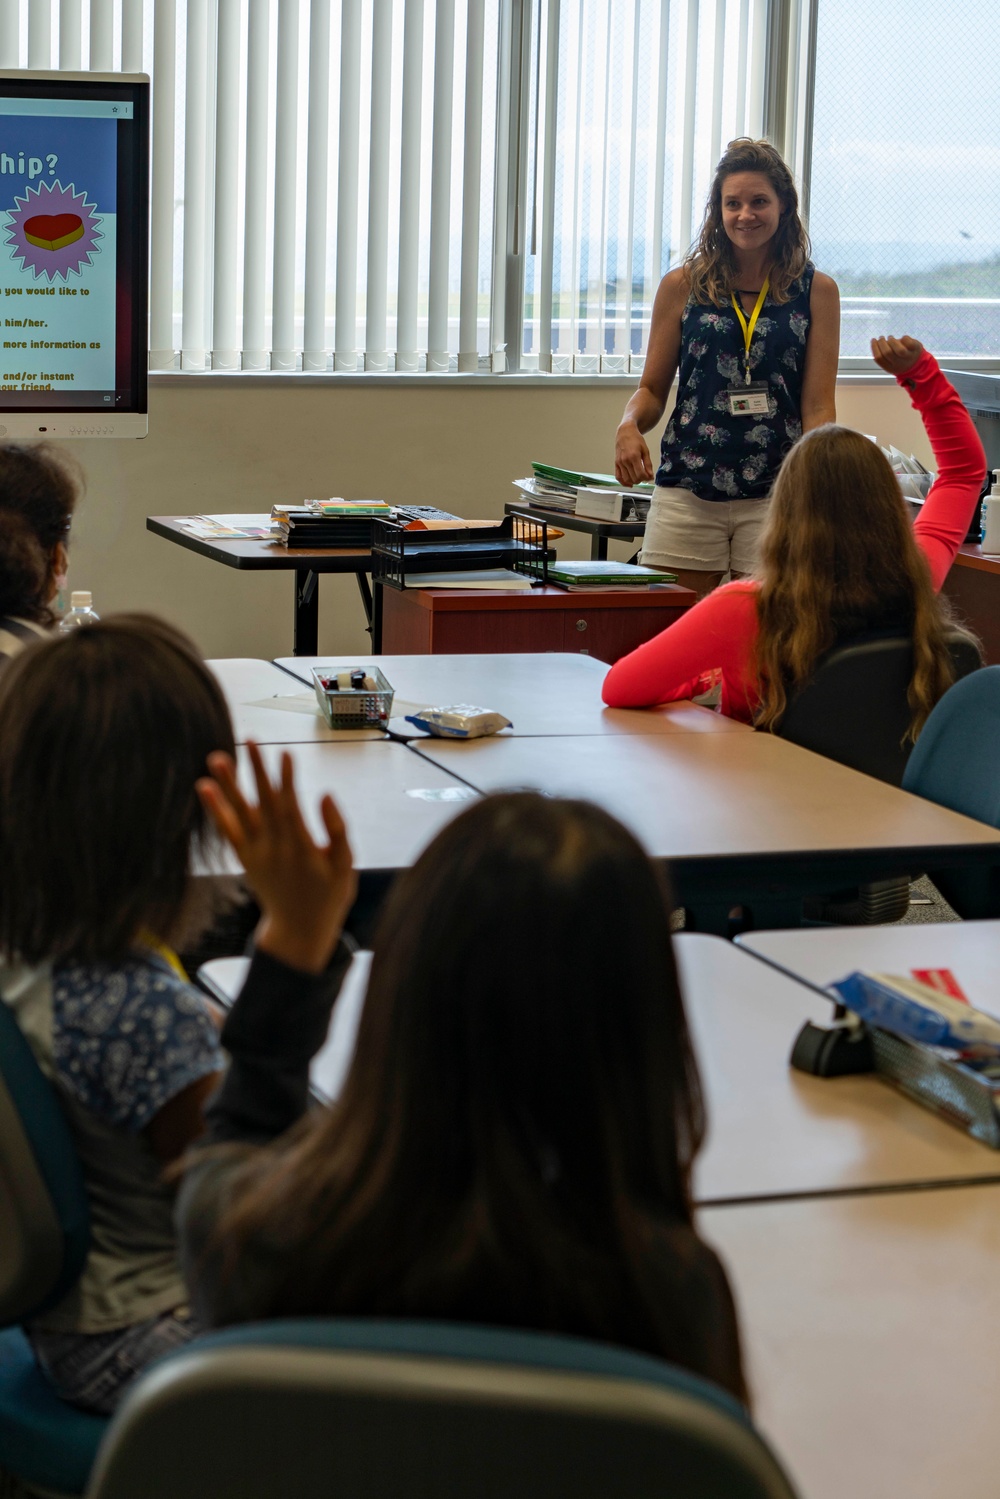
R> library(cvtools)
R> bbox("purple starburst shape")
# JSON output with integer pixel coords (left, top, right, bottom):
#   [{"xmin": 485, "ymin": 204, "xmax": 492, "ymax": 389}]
[{"xmin": 3, "ymin": 180, "xmax": 103, "ymax": 282}]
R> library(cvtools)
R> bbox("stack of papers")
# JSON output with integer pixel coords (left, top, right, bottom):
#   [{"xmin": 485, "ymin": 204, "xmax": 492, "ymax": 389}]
[
  {"xmin": 175, "ymin": 514, "xmax": 274, "ymax": 540},
  {"xmin": 512, "ymin": 462, "xmax": 653, "ymax": 520},
  {"xmin": 271, "ymin": 499, "xmax": 394, "ymax": 548},
  {"xmin": 406, "ymin": 569, "xmax": 533, "ymax": 591}
]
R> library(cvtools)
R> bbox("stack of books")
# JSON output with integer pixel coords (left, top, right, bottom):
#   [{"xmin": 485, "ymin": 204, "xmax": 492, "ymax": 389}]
[
  {"xmin": 541, "ymin": 561, "xmax": 676, "ymax": 591},
  {"xmin": 271, "ymin": 499, "xmax": 394, "ymax": 548},
  {"xmin": 511, "ymin": 463, "xmax": 653, "ymax": 521}
]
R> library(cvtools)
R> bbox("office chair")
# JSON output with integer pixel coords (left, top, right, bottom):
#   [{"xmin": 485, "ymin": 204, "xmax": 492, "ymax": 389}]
[
  {"xmin": 777, "ymin": 629, "xmax": 982, "ymax": 923},
  {"xmin": 86, "ymin": 1319, "xmax": 798, "ymax": 1499},
  {"xmin": 777, "ymin": 630, "xmax": 982, "ymax": 788},
  {"xmin": 901, "ymin": 663, "xmax": 1000, "ymax": 918},
  {"xmin": 0, "ymin": 999, "xmax": 108, "ymax": 1498}
]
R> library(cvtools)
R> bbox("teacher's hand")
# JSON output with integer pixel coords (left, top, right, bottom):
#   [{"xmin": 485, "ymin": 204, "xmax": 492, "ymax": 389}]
[
  {"xmin": 871, "ymin": 335, "xmax": 924, "ymax": 376},
  {"xmin": 615, "ymin": 421, "xmax": 654, "ymax": 487}
]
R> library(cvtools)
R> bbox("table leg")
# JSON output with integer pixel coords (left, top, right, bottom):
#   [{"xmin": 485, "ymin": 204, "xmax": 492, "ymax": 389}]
[
  {"xmin": 590, "ymin": 534, "xmax": 609, "ymax": 561},
  {"xmin": 372, "ymin": 580, "xmax": 384, "ymax": 654},
  {"xmin": 294, "ymin": 569, "xmax": 319, "ymax": 656},
  {"xmin": 355, "ymin": 570, "xmax": 374, "ymax": 638}
]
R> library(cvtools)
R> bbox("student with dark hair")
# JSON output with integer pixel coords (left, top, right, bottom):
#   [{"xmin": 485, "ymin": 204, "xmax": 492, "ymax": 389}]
[
  {"xmin": 178, "ymin": 767, "xmax": 747, "ymax": 1404},
  {"xmin": 0, "ymin": 441, "xmax": 83, "ymax": 661},
  {"xmin": 0, "ymin": 615, "xmax": 257, "ymax": 1415}
]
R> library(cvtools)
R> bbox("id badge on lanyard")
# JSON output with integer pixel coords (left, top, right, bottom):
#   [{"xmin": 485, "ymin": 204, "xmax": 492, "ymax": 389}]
[{"xmin": 728, "ymin": 278, "xmax": 770, "ymax": 418}]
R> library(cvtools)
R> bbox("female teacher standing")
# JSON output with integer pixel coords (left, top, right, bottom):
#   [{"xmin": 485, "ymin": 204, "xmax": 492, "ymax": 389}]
[{"xmin": 615, "ymin": 139, "xmax": 840, "ymax": 598}]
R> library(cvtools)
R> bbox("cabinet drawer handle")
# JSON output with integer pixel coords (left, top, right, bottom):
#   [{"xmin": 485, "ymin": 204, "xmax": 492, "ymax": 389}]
[{"xmin": 575, "ymin": 619, "xmax": 588, "ymax": 632}]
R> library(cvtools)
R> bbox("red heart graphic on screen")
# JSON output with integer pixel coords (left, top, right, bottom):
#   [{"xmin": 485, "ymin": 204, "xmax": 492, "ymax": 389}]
[{"xmin": 23, "ymin": 213, "xmax": 84, "ymax": 250}]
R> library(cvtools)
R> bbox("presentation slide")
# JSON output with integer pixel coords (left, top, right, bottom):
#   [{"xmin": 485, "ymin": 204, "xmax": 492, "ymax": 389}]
[{"xmin": 0, "ymin": 98, "xmax": 123, "ymax": 408}]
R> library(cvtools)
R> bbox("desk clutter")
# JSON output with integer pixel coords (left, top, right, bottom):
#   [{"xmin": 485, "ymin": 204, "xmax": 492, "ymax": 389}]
[{"xmin": 513, "ymin": 460, "xmax": 653, "ymax": 520}]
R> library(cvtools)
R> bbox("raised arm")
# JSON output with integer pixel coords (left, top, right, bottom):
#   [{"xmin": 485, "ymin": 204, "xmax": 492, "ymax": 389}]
[
  {"xmin": 615, "ymin": 269, "xmax": 688, "ymax": 486},
  {"xmin": 873, "ymin": 337, "xmax": 986, "ymax": 590},
  {"xmin": 799, "ymin": 271, "xmax": 840, "ymax": 431}
]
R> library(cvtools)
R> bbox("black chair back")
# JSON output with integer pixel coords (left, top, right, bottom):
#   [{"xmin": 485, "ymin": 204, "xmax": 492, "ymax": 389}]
[{"xmin": 777, "ymin": 629, "xmax": 982, "ymax": 787}]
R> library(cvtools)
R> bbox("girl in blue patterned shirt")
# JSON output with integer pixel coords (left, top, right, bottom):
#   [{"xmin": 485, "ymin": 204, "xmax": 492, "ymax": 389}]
[{"xmin": 0, "ymin": 615, "xmax": 235, "ymax": 1414}]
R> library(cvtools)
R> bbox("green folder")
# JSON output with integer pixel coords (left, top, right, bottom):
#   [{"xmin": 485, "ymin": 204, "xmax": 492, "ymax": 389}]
[{"xmin": 531, "ymin": 462, "xmax": 654, "ymax": 493}]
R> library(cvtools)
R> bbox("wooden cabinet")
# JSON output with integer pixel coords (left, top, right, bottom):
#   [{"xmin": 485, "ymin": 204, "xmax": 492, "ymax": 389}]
[
  {"xmin": 379, "ymin": 583, "xmax": 696, "ymax": 662},
  {"xmin": 943, "ymin": 547, "xmax": 1000, "ymax": 665}
]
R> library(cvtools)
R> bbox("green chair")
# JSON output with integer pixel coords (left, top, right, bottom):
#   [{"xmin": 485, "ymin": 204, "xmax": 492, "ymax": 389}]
[
  {"xmin": 902, "ymin": 663, "xmax": 1000, "ymax": 917},
  {"xmin": 86, "ymin": 1319, "xmax": 798, "ymax": 1499}
]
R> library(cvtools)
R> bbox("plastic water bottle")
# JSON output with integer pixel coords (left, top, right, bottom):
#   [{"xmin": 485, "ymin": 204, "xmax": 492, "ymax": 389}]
[
  {"xmin": 982, "ymin": 471, "xmax": 1000, "ymax": 555},
  {"xmin": 57, "ymin": 591, "xmax": 100, "ymax": 633}
]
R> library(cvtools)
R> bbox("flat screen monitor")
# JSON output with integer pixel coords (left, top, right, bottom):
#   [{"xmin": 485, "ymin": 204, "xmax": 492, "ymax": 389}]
[
  {"xmin": 0, "ymin": 71, "xmax": 148, "ymax": 439},
  {"xmin": 942, "ymin": 369, "xmax": 1000, "ymax": 480}
]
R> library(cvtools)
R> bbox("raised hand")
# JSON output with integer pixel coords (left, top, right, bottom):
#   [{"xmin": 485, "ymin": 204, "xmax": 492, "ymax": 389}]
[
  {"xmin": 197, "ymin": 741, "xmax": 357, "ymax": 974},
  {"xmin": 871, "ymin": 335, "xmax": 925, "ymax": 376}
]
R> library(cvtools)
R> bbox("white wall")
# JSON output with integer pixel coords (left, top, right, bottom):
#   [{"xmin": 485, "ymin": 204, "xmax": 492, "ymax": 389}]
[{"xmin": 61, "ymin": 376, "xmax": 931, "ymax": 660}]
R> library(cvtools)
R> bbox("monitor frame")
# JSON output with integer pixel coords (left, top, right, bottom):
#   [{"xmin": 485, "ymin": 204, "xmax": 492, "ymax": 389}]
[{"xmin": 0, "ymin": 70, "xmax": 148, "ymax": 439}]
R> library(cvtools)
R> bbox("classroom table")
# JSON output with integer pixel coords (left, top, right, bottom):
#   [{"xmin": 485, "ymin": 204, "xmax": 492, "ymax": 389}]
[
  {"xmin": 408, "ymin": 731, "xmax": 1000, "ymax": 931},
  {"xmin": 504, "ymin": 502, "xmax": 645, "ymax": 561},
  {"xmin": 191, "ymin": 742, "xmax": 478, "ymax": 891},
  {"xmin": 735, "ymin": 919, "xmax": 1000, "ymax": 1008},
  {"xmin": 701, "ymin": 1182, "xmax": 1000, "ymax": 1499},
  {"xmin": 274, "ymin": 652, "xmax": 747, "ymax": 739},
  {"xmin": 208, "ymin": 658, "xmax": 388, "ymax": 744},
  {"xmin": 676, "ymin": 935, "xmax": 1000, "ymax": 1203},
  {"xmin": 201, "ymin": 936, "xmax": 1000, "ymax": 1202},
  {"xmin": 147, "ymin": 515, "xmax": 375, "ymax": 655}
]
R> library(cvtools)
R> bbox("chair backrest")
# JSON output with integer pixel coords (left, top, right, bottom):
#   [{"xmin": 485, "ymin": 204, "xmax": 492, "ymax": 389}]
[
  {"xmin": 0, "ymin": 999, "xmax": 89, "ymax": 1325},
  {"xmin": 903, "ymin": 663, "xmax": 1000, "ymax": 823},
  {"xmin": 777, "ymin": 628, "xmax": 983, "ymax": 786},
  {"xmin": 86, "ymin": 1319, "xmax": 799, "ymax": 1499}
]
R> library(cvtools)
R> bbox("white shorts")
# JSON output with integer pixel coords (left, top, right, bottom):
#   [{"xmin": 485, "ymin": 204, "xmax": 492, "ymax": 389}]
[{"xmin": 639, "ymin": 485, "xmax": 768, "ymax": 574}]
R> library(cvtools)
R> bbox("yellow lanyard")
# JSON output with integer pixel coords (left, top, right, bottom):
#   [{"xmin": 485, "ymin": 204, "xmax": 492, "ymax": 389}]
[
  {"xmin": 139, "ymin": 931, "xmax": 189, "ymax": 982},
  {"xmin": 731, "ymin": 277, "xmax": 770, "ymax": 385}
]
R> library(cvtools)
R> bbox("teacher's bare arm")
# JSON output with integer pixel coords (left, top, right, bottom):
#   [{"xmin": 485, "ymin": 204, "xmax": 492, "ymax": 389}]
[
  {"xmin": 615, "ymin": 268, "xmax": 688, "ymax": 486},
  {"xmin": 800, "ymin": 271, "xmax": 840, "ymax": 431}
]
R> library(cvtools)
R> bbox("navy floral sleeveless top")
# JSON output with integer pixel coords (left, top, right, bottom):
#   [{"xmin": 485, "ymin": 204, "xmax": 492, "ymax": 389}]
[{"xmin": 656, "ymin": 263, "xmax": 814, "ymax": 501}]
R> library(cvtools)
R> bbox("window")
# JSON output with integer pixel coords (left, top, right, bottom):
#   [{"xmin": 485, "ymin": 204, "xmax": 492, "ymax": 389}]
[
  {"xmin": 810, "ymin": 0, "xmax": 1000, "ymax": 362},
  {"xmin": 13, "ymin": 0, "xmax": 996, "ymax": 370}
]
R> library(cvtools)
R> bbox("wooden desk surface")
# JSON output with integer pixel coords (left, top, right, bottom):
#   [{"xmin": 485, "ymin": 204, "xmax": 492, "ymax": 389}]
[
  {"xmin": 275, "ymin": 653, "xmax": 746, "ymax": 739},
  {"xmin": 409, "ymin": 731, "xmax": 1000, "ymax": 862},
  {"xmin": 955, "ymin": 541, "xmax": 1000, "ymax": 576},
  {"xmin": 736, "ymin": 920, "xmax": 1000, "ymax": 1012},
  {"xmin": 148, "ymin": 515, "xmax": 372, "ymax": 573},
  {"xmin": 242, "ymin": 742, "xmax": 477, "ymax": 872},
  {"xmin": 678, "ymin": 935, "xmax": 1000, "ymax": 1203},
  {"xmin": 702, "ymin": 1183, "xmax": 1000, "ymax": 1499}
]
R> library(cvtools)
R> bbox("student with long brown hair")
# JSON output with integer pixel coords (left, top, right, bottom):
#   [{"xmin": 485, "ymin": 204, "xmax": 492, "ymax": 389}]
[
  {"xmin": 178, "ymin": 770, "xmax": 747, "ymax": 1403},
  {"xmin": 603, "ymin": 335, "xmax": 986, "ymax": 736},
  {"xmin": 615, "ymin": 137, "xmax": 840, "ymax": 599}
]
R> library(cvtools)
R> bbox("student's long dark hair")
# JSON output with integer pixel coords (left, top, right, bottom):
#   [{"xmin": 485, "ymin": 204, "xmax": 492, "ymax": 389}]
[
  {"xmin": 0, "ymin": 613, "xmax": 235, "ymax": 963},
  {"xmin": 0, "ymin": 442, "xmax": 82, "ymax": 625},
  {"xmin": 207, "ymin": 794, "xmax": 745, "ymax": 1398}
]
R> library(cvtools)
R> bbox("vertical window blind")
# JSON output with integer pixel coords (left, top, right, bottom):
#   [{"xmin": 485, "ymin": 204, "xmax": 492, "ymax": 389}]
[{"xmin": 10, "ymin": 0, "xmax": 787, "ymax": 375}]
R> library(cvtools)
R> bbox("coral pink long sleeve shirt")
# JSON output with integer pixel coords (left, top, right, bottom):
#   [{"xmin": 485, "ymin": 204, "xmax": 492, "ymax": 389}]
[{"xmin": 602, "ymin": 352, "xmax": 986, "ymax": 724}]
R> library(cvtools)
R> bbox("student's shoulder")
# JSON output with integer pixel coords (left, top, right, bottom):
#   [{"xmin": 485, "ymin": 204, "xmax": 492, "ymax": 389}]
[
  {"xmin": 691, "ymin": 578, "xmax": 760, "ymax": 621},
  {"xmin": 52, "ymin": 954, "xmax": 221, "ymax": 1130},
  {"xmin": 54, "ymin": 953, "xmax": 209, "ymax": 1029}
]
